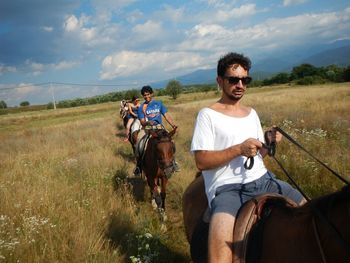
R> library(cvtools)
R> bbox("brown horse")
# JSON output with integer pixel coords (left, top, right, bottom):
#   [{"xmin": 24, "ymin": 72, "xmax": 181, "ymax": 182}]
[
  {"xmin": 183, "ymin": 175, "xmax": 350, "ymax": 263},
  {"xmin": 119, "ymin": 100, "xmax": 129, "ymax": 127},
  {"xmin": 142, "ymin": 128, "xmax": 177, "ymax": 215}
]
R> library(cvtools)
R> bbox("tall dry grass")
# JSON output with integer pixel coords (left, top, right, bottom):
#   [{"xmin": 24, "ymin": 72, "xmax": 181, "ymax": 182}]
[{"xmin": 0, "ymin": 83, "xmax": 349, "ymax": 262}]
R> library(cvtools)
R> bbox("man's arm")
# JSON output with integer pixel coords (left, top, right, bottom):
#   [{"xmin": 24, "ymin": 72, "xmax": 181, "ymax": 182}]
[
  {"xmin": 138, "ymin": 103, "xmax": 149, "ymax": 126},
  {"xmin": 194, "ymin": 138, "xmax": 262, "ymax": 171},
  {"xmin": 163, "ymin": 112, "xmax": 177, "ymax": 129},
  {"xmin": 128, "ymin": 104, "xmax": 137, "ymax": 118}
]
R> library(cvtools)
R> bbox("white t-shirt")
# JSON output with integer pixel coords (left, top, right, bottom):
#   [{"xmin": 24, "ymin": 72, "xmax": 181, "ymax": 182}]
[{"xmin": 191, "ymin": 107, "xmax": 267, "ymax": 206}]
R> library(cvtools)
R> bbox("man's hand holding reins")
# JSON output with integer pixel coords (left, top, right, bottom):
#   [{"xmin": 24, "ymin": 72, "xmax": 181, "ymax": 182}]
[{"xmin": 240, "ymin": 138, "xmax": 262, "ymax": 157}]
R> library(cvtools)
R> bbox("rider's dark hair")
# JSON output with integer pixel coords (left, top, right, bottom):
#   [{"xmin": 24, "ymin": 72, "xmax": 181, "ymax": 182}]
[
  {"xmin": 217, "ymin": 52, "xmax": 251, "ymax": 77},
  {"xmin": 141, "ymin": 85, "xmax": 153, "ymax": 95}
]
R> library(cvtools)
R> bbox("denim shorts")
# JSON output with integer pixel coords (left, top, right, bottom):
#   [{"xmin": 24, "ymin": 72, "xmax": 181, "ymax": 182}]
[{"xmin": 210, "ymin": 171, "xmax": 304, "ymax": 217}]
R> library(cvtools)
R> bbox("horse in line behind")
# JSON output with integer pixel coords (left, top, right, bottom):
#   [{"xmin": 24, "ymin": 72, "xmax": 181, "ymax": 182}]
[
  {"xmin": 183, "ymin": 175, "xmax": 350, "ymax": 263},
  {"xmin": 141, "ymin": 128, "xmax": 177, "ymax": 215}
]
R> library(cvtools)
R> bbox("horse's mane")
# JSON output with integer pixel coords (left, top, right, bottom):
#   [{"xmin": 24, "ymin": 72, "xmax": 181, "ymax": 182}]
[
  {"xmin": 154, "ymin": 129, "xmax": 170, "ymax": 140},
  {"xmin": 311, "ymin": 184, "xmax": 350, "ymax": 207},
  {"xmin": 294, "ymin": 184, "xmax": 350, "ymax": 216},
  {"xmin": 255, "ymin": 185, "xmax": 350, "ymax": 219}
]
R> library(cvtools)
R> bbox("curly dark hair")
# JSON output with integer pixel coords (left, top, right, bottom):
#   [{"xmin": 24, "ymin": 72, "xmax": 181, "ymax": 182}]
[
  {"xmin": 217, "ymin": 52, "xmax": 251, "ymax": 77},
  {"xmin": 141, "ymin": 85, "xmax": 153, "ymax": 95}
]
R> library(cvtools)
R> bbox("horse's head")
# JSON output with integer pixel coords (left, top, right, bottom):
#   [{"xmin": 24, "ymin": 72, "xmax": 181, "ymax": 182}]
[{"xmin": 150, "ymin": 129, "xmax": 176, "ymax": 178}]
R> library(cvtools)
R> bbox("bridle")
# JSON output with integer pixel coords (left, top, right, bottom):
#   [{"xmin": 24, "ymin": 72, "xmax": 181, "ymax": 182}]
[{"xmin": 152, "ymin": 132, "xmax": 175, "ymax": 177}]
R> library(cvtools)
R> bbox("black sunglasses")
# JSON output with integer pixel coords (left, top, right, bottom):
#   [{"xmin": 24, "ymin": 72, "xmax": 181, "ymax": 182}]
[{"xmin": 223, "ymin": 76, "xmax": 252, "ymax": 85}]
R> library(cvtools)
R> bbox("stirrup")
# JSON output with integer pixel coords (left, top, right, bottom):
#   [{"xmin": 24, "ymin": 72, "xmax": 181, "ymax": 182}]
[
  {"xmin": 133, "ymin": 167, "xmax": 141, "ymax": 177},
  {"xmin": 173, "ymin": 161, "xmax": 180, "ymax": 172}
]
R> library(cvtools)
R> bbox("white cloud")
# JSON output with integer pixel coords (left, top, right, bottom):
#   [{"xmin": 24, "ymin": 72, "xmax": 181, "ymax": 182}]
[
  {"xmin": 178, "ymin": 8, "xmax": 350, "ymax": 55},
  {"xmin": 91, "ymin": 0, "xmax": 136, "ymax": 11},
  {"xmin": 63, "ymin": 15, "xmax": 81, "ymax": 32},
  {"xmin": 99, "ymin": 7, "xmax": 350, "ymax": 81},
  {"xmin": 53, "ymin": 61, "xmax": 80, "ymax": 70},
  {"xmin": 42, "ymin": 26, "xmax": 53, "ymax": 32},
  {"xmin": 80, "ymin": 27, "xmax": 97, "ymax": 41},
  {"xmin": 155, "ymin": 5, "xmax": 186, "ymax": 23},
  {"xmin": 133, "ymin": 20, "xmax": 162, "ymax": 37},
  {"xmin": 126, "ymin": 9, "xmax": 143, "ymax": 23},
  {"xmin": 179, "ymin": 24, "xmax": 231, "ymax": 50},
  {"xmin": 63, "ymin": 14, "xmax": 120, "ymax": 48},
  {"xmin": 24, "ymin": 60, "xmax": 80, "ymax": 76},
  {"xmin": 187, "ymin": 3, "xmax": 259, "ymax": 24},
  {"xmin": 129, "ymin": 20, "xmax": 169, "ymax": 44},
  {"xmin": 100, "ymin": 50, "xmax": 206, "ymax": 80},
  {"xmin": 16, "ymin": 83, "xmax": 41, "ymax": 96},
  {"xmin": 90, "ymin": 0, "xmax": 137, "ymax": 25},
  {"xmin": 283, "ymin": 0, "xmax": 307, "ymax": 7},
  {"xmin": 1, "ymin": 83, "xmax": 44, "ymax": 106},
  {"xmin": 0, "ymin": 64, "xmax": 16, "ymax": 75},
  {"xmin": 204, "ymin": 0, "xmax": 228, "ymax": 8},
  {"xmin": 25, "ymin": 60, "xmax": 45, "ymax": 76},
  {"xmin": 214, "ymin": 4, "xmax": 258, "ymax": 22}
]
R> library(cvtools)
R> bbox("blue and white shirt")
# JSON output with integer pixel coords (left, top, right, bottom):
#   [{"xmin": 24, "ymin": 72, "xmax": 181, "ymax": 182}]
[{"xmin": 138, "ymin": 100, "xmax": 167, "ymax": 124}]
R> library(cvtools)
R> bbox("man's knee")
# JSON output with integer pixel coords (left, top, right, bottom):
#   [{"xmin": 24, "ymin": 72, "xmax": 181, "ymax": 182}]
[{"xmin": 208, "ymin": 213, "xmax": 235, "ymax": 263}]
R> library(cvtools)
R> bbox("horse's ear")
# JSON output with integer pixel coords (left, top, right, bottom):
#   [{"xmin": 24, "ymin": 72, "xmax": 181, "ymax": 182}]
[{"xmin": 168, "ymin": 126, "xmax": 177, "ymax": 138}]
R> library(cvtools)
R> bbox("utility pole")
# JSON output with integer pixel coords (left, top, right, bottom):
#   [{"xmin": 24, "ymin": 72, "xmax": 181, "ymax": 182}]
[{"xmin": 50, "ymin": 82, "xmax": 56, "ymax": 110}]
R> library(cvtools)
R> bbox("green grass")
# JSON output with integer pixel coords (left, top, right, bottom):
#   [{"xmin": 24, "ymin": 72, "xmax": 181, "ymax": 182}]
[{"xmin": 0, "ymin": 83, "xmax": 349, "ymax": 262}]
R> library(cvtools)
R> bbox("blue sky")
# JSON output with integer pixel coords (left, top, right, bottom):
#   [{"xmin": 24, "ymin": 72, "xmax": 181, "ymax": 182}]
[{"xmin": 1, "ymin": 0, "xmax": 350, "ymax": 106}]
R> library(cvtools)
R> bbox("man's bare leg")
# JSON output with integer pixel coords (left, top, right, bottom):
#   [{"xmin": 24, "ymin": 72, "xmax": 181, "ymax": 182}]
[{"xmin": 208, "ymin": 212, "xmax": 235, "ymax": 263}]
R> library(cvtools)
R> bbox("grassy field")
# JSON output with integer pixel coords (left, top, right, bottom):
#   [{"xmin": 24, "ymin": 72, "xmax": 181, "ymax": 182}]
[{"xmin": 0, "ymin": 83, "xmax": 349, "ymax": 262}]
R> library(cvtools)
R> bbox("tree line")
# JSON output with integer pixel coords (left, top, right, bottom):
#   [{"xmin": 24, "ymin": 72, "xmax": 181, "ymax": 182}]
[
  {"xmin": 1, "ymin": 63, "xmax": 349, "ymax": 111},
  {"xmin": 250, "ymin": 63, "xmax": 350, "ymax": 87}
]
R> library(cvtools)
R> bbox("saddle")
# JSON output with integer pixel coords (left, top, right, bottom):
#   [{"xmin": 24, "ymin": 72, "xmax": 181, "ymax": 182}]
[
  {"xmin": 136, "ymin": 133, "xmax": 150, "ymax": 161},
  {"xmin": 130, "ymin": 119, "xmax": 141, "ymax": 134},
  {"xmin": 189, "ymin": 193, "xmax": 298, "ymax": 263},
  {"xmin": 233, "ymin": 194, "xmax": 298, "ymax": 263},
  {"xmin": 135, "ymin": 125, "xmax": 165, "ymax": 164}
]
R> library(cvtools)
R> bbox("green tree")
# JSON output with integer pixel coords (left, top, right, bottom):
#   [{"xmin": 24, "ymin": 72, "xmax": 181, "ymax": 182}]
[
  {"xmin": 270, "ymin": 72, "xmax": 290, "ymax": 84},
  {"xmin": 296, "ymin": 75, "xmax": 325, "ymax": 85},
  {"xmin": 20, "ymin": 101, "xmax": 30, "ymax": 107},
  {"xmin": 124, "ymin": 89, "xmax": 140, "ymax": 101},
  {"xmin": 323, "ymin": 64, "xmax": 343, "ymax": 82},
  {"xmin": 166, "ymin": 79, "xmax": 182, "ymax": 100},
  {"xmin": 47, "ymin": 102, "xmax": 54, "ymax": 109},
  {"xmin": 290, "ymin": 64, "xmax": 319, "ymax": 80},
  {"xmin": 0, "ymin": 100, "xmax": 7, "ymax": 109},
  {"xmin": 155, "ymin": 88, "xmax": 167, "ymax": 96},
  {"xmin": 342, "ymin": 66, "xmax": 350, "ymax": 82}
]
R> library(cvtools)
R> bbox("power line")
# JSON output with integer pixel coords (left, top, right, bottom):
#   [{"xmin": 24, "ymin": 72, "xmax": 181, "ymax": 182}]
[
  {"xmin": 0, "ymin": 82, "xmax": 50, "ymax": 91},
  {"xmin": 0, "ymin": 81, "xmax": 142, "ymax": 91},
  {"xmin": 50, "ymin": 82, "xmax": 140, "ymax": 87},
  {"xmin": 0, "ymin": 78, "xmax": 213, "ymax": 92}
]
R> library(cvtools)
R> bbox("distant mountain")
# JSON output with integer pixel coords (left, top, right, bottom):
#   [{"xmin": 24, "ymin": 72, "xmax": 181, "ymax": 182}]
[
  {"xmin": 298, "ymin": 45, "xmax": 350, "ymax": 67},
  {"xmin": 151, "ymin": 43, "xmax": 350, "ymax": 88},
  {"xmin": 252, "ymin": 58, "xmax": 291, "ymax": 73},
  {"xmin": 151, "ymin": 68, "xmax": 216, "ymax": 88}
]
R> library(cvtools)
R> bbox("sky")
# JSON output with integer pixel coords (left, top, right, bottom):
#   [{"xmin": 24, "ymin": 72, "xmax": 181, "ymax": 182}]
[{"xmin": 1, "ymin": 0, "xmax": 350, "ymax": 106}]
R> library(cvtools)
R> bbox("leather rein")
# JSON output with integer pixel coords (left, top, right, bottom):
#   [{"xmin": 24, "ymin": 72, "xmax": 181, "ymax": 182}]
[
  {"xmin": 244, "ymin": 126, "xmax": 349, "ymax": 194},
  {"xmin": 245, "ymin": 126, "xmax": 350, "ymax": 260}
]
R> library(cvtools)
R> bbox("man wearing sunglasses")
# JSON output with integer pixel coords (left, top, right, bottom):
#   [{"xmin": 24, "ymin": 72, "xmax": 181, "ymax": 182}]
[{"xmin": 190, "ymin": 52, "xmax": 305, "ymax": 263}]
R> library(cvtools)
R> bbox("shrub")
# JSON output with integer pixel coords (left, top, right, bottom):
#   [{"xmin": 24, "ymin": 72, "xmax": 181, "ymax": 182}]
[
  {"xmin": 0, "ymin": 100, "xmax": 7, "ymax": 109},
  {"xmin": 20, "ymin": 101, "xmax": 30, "ymax": 107},
  {"xmin": 47, "ymin": 102, "xmax": 54, "ymax": 109},
  {"xmin": 296, "ymin": 76, "xmax": 326, "ymax": 85},
  {"xmin": 166, "ymin": 80, "xmax": 182, "ymax": 100}
]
